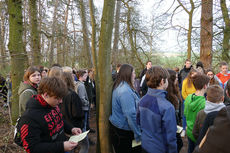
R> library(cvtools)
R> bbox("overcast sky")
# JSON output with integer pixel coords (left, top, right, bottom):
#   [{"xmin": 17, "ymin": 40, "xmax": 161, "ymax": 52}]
[{"xmin": 94, "ymin": 0, "xmax": 229, "ymax": 54}]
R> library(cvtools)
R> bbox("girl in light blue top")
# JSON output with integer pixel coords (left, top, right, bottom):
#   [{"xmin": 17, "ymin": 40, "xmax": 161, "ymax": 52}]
[{"xmin": 109, "ymin": 64, "xmax": 141, "ymax": 153}]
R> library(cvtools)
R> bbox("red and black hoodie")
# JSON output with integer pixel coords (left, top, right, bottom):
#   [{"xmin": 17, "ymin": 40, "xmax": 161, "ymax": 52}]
[{"xmin": 18, "ymin": 95, "xmax": 74, "ymax": 153}]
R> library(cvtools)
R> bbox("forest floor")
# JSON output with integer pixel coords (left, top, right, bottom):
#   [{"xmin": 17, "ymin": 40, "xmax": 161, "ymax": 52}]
[{"xmin": 0, "ymin": 99, "xmax": 188, "ymax": 153}]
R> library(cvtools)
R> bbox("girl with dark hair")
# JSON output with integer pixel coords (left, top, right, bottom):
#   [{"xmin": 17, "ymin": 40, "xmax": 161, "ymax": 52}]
[
  {"xmin": 206, "ymin": 69, "xmax": 218, "ymax": 86},
  {"xmin": 18, "ymin": 66, "xmax": 41, "ymax": 115},
  {"xmin": 60, "ymin": 72, "xmax": 84, "ymax": 129},
  {"xmin": 166, "ymin": 69, "xmax": 183, "ymax": 152},
  {"xmin": 109, "ymin": 64, "xmax": 141, "ymax": 153},
  {"xmin": 60, "ymin": 72, "xmax": 85, "ymax": 153}
]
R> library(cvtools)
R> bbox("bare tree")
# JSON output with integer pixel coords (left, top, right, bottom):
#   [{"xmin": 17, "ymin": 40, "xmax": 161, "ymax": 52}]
[
  {"xmin": 177, "ymin": 0, "xmax": 195, "ymax": 60},
  {"xmin": 200, "ymin": 0, "xmax": 213, "ymax": 69},
  {"xmin": 112, "ymin": 0, "xmax": 122, "ymax": 65},
  {"xmin": 76, "ymin": 0, "xmax": 93, "ymax": 68},
  {"xmin": 29, "ymin": 0, "xmax": 41, "ymax": 65}
]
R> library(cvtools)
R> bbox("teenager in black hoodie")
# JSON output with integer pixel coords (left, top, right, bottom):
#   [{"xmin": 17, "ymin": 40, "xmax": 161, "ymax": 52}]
[{"xmin": 18, "ymin": 77, "xmax": 82, "ymax": 153}]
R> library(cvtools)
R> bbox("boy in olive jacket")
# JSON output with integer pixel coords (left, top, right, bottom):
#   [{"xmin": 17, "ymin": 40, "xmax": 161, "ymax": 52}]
[{"xmin": 184, "ymin": 74, "xmax": 210, "ymax": 153}]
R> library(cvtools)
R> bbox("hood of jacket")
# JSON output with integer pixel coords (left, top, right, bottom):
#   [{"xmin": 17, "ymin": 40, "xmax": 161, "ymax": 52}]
[
  {"xmin": 187, "ymin": 94, "xmax": 205, "ymax": 112},
  {"xmin": 18, "ymin": 81, "xmax": 37, "ymax": 95},
  {"xmin": 204, "ymin": 101, "xmax": 225, "ymax": 114},
  {"xmin": 26, "ymin": 95, "xmax": 52, "ymax": 110}
]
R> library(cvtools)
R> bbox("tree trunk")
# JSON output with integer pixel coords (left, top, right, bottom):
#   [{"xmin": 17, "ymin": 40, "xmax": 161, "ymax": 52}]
[
  {"xmin": 57, "ymin": 35, "xmax": 63, "ymax": 65},
  {"xmin": 23, "ymin": 0, "xmax": 29, "ymax": 66},
  {"xmin": 89, "ymin": 0, "xmax": 100, "ymax": 151},
  {"xmin": 0, "ymin": 3, "xmax": 6, "ymax": 70},
  {"xmin": 63, "ymin": 0, "xmax": 71, "ymax": 66},
  {"xmin": 77, "ymin": 0, "xmax": 93, "ymax": 68},
  {"xmin": 29, "ymin": 0, "xmax": 41, "ymax": 65},
  {"xmin": 49, "ymin": 0, "xmax": 59, "ymax": 66},
  {"xmin": 177, "ymin": 0, "xmax": 195, "ymax": 60},
  {"xmin": 112, "ymin": 0, "xmax": 121, "ymax": 65},
  {"xmin": 8, "ymin": 0, "xmax": 27, "ymax": 124},
  {"xmin": 98, "ymin": 0, "xmax": 115, "ymax": 152},
  {"xmin": 71, "ymin": 1, "xmax": 77, "ymax": 67},
  {"xmin": 200, "ymin": 0, "xmax": 213, "ymax": 69},
  {"xmin": 125, "ymin": 4, "xmax": 144, "ymax": 68},
  {"xmin": 220, "ymin": 0, "xmax": 230, "ymax": 62}
]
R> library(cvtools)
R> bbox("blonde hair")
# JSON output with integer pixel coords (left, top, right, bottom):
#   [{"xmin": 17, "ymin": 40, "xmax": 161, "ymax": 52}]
[{"xmin": 48, "ymin": 66, "xmax": 63, "ymax": 78}]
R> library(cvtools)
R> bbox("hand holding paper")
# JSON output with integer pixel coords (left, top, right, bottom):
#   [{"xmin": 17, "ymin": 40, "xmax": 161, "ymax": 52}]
[{"xmin": 69, "ymin": 130, "xmax": 90, "ymax": 143}]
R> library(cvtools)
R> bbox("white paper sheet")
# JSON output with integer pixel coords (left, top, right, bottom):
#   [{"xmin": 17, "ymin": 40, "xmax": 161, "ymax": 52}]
[
  {"xmin": 132, "ymin": 140, "xmax": 141, "ymax": 148},
  {"xmin": 69, "ymin": 130, "xmax": 90, "ymax": 143},
  {"xmin": 177, "ymin": 125, "xmax": 183, "ymax": 134}
]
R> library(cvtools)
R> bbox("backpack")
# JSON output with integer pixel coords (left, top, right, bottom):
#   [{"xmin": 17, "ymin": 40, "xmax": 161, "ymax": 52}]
[{"xmin": 14, "ymin": 117, "xmax": 23, "ymax": 146}]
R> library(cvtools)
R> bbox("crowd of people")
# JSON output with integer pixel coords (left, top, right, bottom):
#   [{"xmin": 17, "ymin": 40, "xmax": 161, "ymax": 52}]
[
  {"xmin": 109, "ymin": 60, "xmax": 230, "ymax": 153},
  {"xmin": 1, "ymin": 60, "xmax": 230, "ymax": 153}
]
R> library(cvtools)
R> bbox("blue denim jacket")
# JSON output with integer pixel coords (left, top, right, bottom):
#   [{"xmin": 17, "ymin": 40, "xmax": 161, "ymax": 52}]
[{"xmin": 109, "ymin": 81, "xmax": 141, "ymax": 141}]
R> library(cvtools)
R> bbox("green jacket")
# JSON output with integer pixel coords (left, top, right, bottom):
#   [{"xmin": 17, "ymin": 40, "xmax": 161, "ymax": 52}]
[
  {"xmin": 184, "ymin": 94, "xmax": 205, "ymax": 142},
  {"xmin": 18, "ymin": 82, "xmax": 37, "ymax": 115}
]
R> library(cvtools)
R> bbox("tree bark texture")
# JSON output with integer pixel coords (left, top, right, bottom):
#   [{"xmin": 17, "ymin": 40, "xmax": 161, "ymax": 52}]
[
  {"xmin": 8, "ymin": 0, "xmax": 27, "ymax": 124},
  {"xmin": 49, "ymin": 0, "xmax": 59, "ymax": 66},
  {"xmin": 112, "ymin": 0, "xmax": 121, "ymax": 66},
  {"xmin": 77, "ymin": 0, "xmax": 93, "ymax": 68},
  {"xmin": 89, "ymin": 0, "xmax": 100, "ymax": 151},
  {"xmin": 29, "ymin": 0, "xmax": 41, "ymax": 65},
  {"xmin": 220, "ymin": 0, "xmax": 230, "ymax": 62},
  {"xmin": 98, "ymin": 0, "xmax": 115, "ymax": 152},
  {"xmin": 0, "ymin": 3, "xmax": 6, "ymax": 70},
  {"xmin": 200, "ymin": 0, "xmax": 213, "ymax": 69}
]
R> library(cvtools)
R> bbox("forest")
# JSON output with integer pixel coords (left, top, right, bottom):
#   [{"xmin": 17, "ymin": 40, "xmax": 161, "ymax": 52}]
[{"xmin": 0, "ymin": 0, "xmax": 229, "ymax": 153}]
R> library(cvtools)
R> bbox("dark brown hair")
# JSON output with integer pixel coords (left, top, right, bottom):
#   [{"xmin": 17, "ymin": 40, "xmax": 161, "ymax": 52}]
[
  {"xmin": 113, "ymin": 64, "xmax": 134, "ymax": 90},
  {"xmin": 206, "ymin": 69, "xmax": 218, "ymax": 85},
  {"xmin": 192, "ymin": 74, "xmax": 210, "ymax": 90},
  {"xmin": 206, "ymin": 85, "xmax": 224, "ymax": 103},
  {"xmin": 62, "ymin": 72, "xmax": 75, "ymax": 90},
  {"xmin": 185, "ymin": 59, "xmax": 191, "ymax": 63},
  {"xmin": 219, "ymin": 61, "xmax": 228, "ymax": 67},
  {"xmin": 23, "ymin": 66, "xmax": 40, "ymax": 82},
  {"xmin": 76, "ymin": 70, "xmax": 87, "ymax": 78},
  {"xmin": 146, "ymin": 61, "xmax": 152, "ymax": 65},
  {"xmin": 166, "ymin": 70, "xmax": 180, "ymax": 109},
  {"xmin": 38, "ymin": 77, "xmax": 67, "ymax": 99},
  {"xmin": 146, "ymin": 66, "xmax": 169, "ymax": 88},
  {"xmin": 186, "ymin": 69, "xmax": 198, "ymax": 88}
]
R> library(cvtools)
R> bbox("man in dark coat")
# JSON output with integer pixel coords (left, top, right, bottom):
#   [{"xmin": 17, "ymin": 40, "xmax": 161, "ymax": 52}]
[{"xmin": 178, "ymin": 59, "xmax": 192, "ymax": 89}]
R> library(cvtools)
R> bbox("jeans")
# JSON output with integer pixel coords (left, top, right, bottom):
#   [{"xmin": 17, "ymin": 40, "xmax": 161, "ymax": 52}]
[
  {"xmin": 188, "ymin": 137, "xmax": 195, "ymax": 153},
  {"xmin": 182, "ymin": 101, "xmax": 187, "ymax": 130},
  {"xmin": 79, "ymin": 111, "xmax": 89, "ymax": 153},
  {"xmin": 79, "ymin": 137, "xmax": 89, "ymax": 153},
  {"xmin": 83, "ymin": 111, "xmax": 88, "ymax": 131}
]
